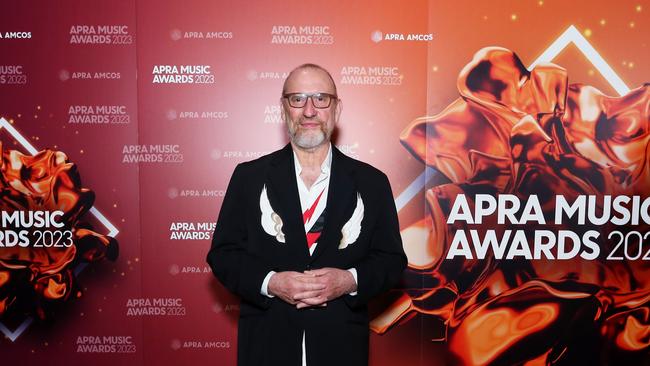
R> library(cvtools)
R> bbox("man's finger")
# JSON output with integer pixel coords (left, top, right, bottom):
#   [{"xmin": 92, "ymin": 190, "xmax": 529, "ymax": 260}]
[
  {"xmin": 297, "ymin": 282, "xmax": 326, "ymax": 291},
  {"xmin": 296, "ymin": 301, "xmax": 328, "ymax": 309},
  {"xmin": 293, "ymin": 290, "xmax": 322, "ymax": 300},
  {"xmin": 299, "ymin": 296, "xmax": 327, "ymax": 306},
  {"xmin": 304, "ymin": 268, "xmax": 330, "ymax": 276},
  {"xmin": 294, "ymin": 275, "xmax": 321, "ymax": 283}
]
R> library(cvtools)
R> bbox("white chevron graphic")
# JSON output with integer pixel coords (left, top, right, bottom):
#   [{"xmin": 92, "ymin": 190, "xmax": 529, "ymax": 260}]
[{"xmin": 529, "ymin": 25, "xmax": 629, "ymax": 95}]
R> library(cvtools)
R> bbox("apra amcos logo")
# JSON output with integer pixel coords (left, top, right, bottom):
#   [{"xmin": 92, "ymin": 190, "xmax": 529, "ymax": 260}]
[
  {"xmin": 370, "ymin": 29, "xmax": 434, "ymax": 42},
  {"xmin": 0, "ymin": 31, "xmax": 32, "ymax": 39}
]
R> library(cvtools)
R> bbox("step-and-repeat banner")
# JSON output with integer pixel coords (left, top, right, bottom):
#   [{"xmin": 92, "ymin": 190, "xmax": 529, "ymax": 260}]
[{"xmin": 1, "ymin": 0, "xmax": 648, "ymax": 365}]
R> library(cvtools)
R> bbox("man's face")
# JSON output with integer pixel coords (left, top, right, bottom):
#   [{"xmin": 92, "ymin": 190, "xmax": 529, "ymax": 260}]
[{"xmin": 281, "ymin": 68, "xmax": 340, "ymax": 150}]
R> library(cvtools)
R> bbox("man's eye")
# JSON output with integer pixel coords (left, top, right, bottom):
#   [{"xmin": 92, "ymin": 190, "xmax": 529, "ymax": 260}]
[{"xmin": 291, "ymin": 96, "xmax": 305, "ymax": 103}]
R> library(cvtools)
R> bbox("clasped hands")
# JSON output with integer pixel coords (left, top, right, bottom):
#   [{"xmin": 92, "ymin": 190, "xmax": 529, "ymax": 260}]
[{"xmin": 268, "ymin": 268, "xmax": 357, "ymax": 309}]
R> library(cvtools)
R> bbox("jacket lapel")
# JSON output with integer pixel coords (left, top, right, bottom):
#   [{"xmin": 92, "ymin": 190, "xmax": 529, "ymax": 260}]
[
  {"xmin": 266, "ymin": 144, "xmax": 310, "ymax": 262},
  {"xmin": 309, "ymin": 147, "xmax": 356, "ymax": 262}
]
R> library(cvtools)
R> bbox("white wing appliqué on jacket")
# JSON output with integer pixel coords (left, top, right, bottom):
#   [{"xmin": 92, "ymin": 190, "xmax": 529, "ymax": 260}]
[
  {"xmin": 260, "ymin": 185, "xmax": 285, "ymax": 243},
  {"xmin": 339, "ymin": 193, "xmax": 364, "ymax": 249}
]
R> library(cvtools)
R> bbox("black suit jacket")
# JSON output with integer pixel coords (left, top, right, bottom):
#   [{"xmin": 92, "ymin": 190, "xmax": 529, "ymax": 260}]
[{"xmin": 207, "ymin": 144, "xmax": 406, "ymax": 366}]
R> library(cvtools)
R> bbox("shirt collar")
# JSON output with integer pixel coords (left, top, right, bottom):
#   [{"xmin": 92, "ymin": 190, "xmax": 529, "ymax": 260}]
[{"xmin": 293, "ymin": 143, "xmax": 333, "ymax": 176}]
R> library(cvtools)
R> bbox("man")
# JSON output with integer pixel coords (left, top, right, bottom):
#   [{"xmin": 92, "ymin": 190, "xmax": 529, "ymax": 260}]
[{"xmin": 207, "ymin": 64, "xmax": 406, "ymax": 366}]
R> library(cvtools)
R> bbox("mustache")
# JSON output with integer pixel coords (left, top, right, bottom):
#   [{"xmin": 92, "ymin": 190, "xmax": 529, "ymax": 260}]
[{"xmin": 298, "ymin": 117, "xmax": 325, "ymax": 124}]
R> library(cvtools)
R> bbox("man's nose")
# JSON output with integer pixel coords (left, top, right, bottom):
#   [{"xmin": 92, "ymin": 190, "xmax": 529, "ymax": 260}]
[{"xmin": 302, "ymin": 97, "xmax": 317, "ymax": 117}]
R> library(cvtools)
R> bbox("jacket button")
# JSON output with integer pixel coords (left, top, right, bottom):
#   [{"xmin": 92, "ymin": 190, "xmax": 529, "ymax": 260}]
[{"xmin": 306, "ymin": 265, "xmax": 311, "ymax": 270}]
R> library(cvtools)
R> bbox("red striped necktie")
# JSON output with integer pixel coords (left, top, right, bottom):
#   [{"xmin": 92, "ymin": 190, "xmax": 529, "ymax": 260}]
[{"xmin": 303, "ymin": 189, "xmax": 325, "ymax": 250}]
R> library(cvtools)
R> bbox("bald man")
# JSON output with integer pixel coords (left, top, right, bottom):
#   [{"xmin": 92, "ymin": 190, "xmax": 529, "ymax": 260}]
[{"xmin": 207, "ymin": 64, "xmax": 406, "ymax": 366}]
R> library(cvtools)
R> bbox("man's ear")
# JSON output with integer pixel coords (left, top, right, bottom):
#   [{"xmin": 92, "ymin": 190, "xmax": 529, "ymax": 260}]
[
  {"xmin": 280, "ymin": 98, "xmax": 287, "ymax": 124},
  {"xmin": 335, "ymin": 99, "xmax": 342, "ymax": 122}
]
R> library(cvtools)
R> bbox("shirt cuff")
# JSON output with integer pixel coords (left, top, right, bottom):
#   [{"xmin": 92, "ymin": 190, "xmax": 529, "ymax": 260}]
[
  {"xmin": 347, "ymin": 268, "xmax": 358, "ymax": 296},
  {"xmin": 260, "ymin": 271, "xmax": 276, "ymax": 298}
]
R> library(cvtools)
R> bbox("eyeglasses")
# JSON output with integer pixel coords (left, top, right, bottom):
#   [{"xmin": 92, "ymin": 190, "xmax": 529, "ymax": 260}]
[{"xmin": 283, "ymin": 92, "xmax": 337, "ymax": 109}]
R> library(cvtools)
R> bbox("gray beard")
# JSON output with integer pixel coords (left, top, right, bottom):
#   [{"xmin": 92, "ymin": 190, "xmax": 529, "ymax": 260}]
[
  {"xmin": 288, "ymin": 121, "xmax": 329, "ymax": 149},
  {"xmin": 292, "ymin": 129, "xmax": 326, "ymax": 149}
]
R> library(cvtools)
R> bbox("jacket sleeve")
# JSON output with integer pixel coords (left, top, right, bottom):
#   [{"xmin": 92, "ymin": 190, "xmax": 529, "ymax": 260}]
[
  {"xmin": 345, "ymin": 173, "xmax": 407, "ymax": 309},
  {"xmin": 207, "ymin": 163, "xmax": 273, "ymax": 309}
]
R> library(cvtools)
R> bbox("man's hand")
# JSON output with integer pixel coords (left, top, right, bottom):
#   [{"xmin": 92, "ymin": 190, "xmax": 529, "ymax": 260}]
[
  {"xmin": 267, "ymin": 271, "xmax": 326, "ymax": 306},
  {"xmin": 293, "ymin": 268, "xmax": 357, "ymax": 309}
]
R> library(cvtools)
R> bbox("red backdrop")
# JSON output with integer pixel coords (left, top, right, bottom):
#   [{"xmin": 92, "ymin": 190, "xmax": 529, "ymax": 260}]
[{"xmin": 1, "ymin": 0, "xmax": 648, "ymax": 365}]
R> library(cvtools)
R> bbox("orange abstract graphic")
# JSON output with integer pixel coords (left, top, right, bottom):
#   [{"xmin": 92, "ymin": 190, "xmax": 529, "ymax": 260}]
[
  {"xmin": 0, "ymin": 143, "xmax": 118, "ymax": 320},
  {"xmin": 377, "ymin": 47, "xmax": 650, "ymax": 365}
]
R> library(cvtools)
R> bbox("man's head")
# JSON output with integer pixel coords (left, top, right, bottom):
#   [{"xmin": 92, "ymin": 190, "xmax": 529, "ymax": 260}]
[{"xmin": 281, "ymin": 64, "xmax": 341, "ymax": 151}]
